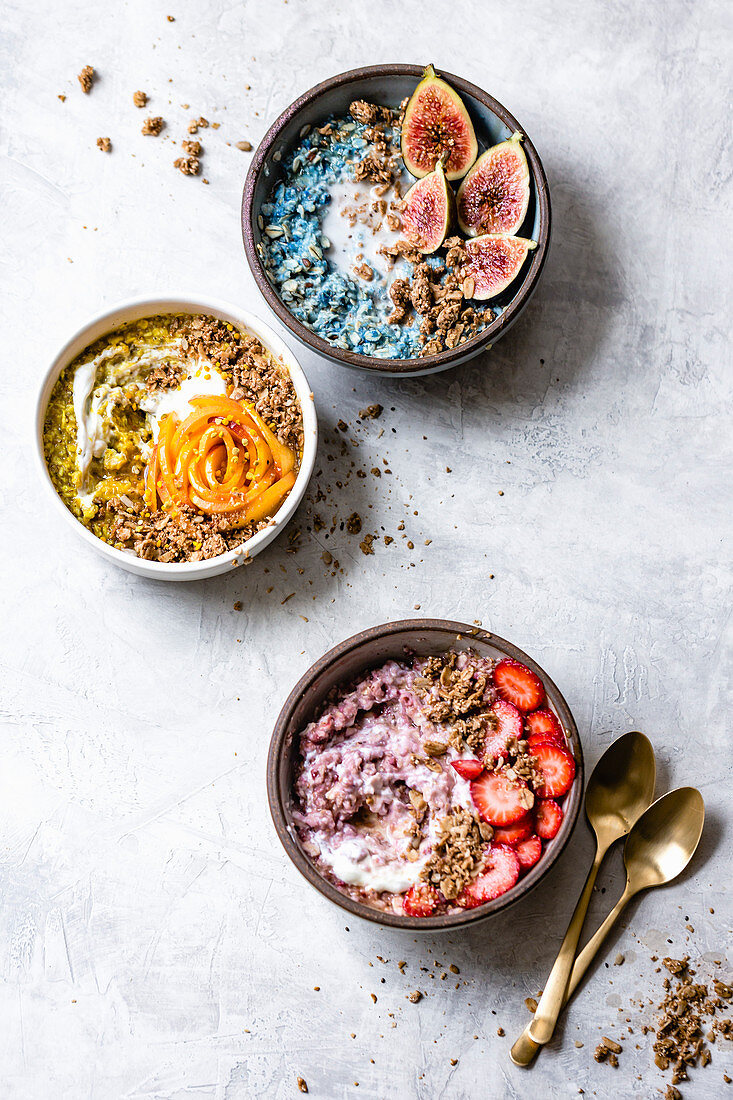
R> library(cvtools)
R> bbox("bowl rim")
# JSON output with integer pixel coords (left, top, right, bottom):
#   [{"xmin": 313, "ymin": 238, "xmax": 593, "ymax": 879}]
[
  {"xmin": 33, "ymin": 294, "xmax": 318, "ymax": 581},
  {"xmin": 242, "ymin": 62, "xmax": 551, "ymax": 375},
  {"xmin": 267, "ymin": 618, "xmax": 584, "ymax": 931}
]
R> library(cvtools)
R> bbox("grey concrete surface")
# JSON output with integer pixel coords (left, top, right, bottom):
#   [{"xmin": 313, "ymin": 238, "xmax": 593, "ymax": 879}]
[{"xmin": 1, "ymin": 0, "xmax": 731, "ymax": 1097}]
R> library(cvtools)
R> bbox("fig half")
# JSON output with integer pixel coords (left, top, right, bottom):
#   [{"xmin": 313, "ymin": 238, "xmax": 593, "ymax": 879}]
[
  {"xmin": 461, "ymin": 234, "xmax": 537, "ymax": 300},
  {"xmin": 400, "ymin": 160, "xmax": 455, "ymax": 254},
  {"xmin": 457, "ymin": 132, "xmax": 530, "ymax": 237},
  {"xmin": 401, "ymin": 64, "xmax": 478, "ymax": 181}
]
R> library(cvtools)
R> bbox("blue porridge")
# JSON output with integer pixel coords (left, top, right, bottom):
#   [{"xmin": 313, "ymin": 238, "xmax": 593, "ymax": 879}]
[{"xmin": 257, "ymin": 99, "xmax": 497, "ymax": 360}]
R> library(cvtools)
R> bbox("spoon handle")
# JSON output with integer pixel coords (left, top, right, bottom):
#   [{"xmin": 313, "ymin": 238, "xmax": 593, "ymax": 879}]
[
  {"xmin": 527, "ymin": 847, "xmax": 605, "ymax": 1045},
  {"xmin": 510, "ymin": 882, "xmax": 635, "ymax": 1066},
  {"xmin": 563, "ymin": 883, "xmax": 635, "ymax": 1001}
]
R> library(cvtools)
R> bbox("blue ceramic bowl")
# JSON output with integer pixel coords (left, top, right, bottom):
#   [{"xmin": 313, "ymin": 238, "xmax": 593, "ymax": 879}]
[{"xmin": 242, "ymin": 64, "xmax": 551, "ymax": 377}]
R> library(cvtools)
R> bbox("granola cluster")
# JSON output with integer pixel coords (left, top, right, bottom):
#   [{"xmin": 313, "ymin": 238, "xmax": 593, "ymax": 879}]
[
  {"xmin": 645, "ymin": 957, "xmax": 732, "ymax": 1088},
  {"xmin": 381, "ymin": 236, "xmax": 485, "ymax": 355},
  {"xmin": 420, "ymin": 807, "xmax": 492, "ymax": 900},
  {"xmin": 414, "ymin": 652, "xmax": 543, "ymax": 788}
]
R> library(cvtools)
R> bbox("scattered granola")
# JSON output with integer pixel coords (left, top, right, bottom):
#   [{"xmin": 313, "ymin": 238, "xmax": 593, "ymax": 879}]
[
  {"xmin": 594, "ymin": 1036, "xmax": 622, "ymax": 1067},
  {"xmin": 236, "ymin": 140, "xmax": 253, "ymax": 152},
  {"xmin": 182, "ymin": 139, "xmax": 201, "ymax": 156},
  {"xmin": 96, "ymin": 137, "xmax": 111, "ymax": 153},
  {"xmin": 77, "ymin": 65, "xmax": 94, "ymax": 94},
  {"xmin": 142, "ymin": 116, "xmax": 164, "ymax": 136},
  {"xmin": 174, "ymin": 154, "xmax": 200, "ymax": 175},
  {"xmin": 296, "ymin": 1078, "xmax": 308, "ymax": 1094},
  {"xmin": 133, "ymin": 90, "xmax": 148, "ymax": 108}
]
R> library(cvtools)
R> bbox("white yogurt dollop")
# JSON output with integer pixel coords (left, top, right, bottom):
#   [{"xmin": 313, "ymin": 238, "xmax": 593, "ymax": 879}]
[
  {"xmin": 139, "ymin": 361, "xmax": 227, "ymax": 440},
  {"xmin": 317, "ymin": 837, "xmax": 428, "ymax": 894}
]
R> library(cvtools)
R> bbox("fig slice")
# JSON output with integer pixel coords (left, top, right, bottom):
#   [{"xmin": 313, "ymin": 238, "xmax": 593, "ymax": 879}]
[
  {"xmin": 461, "ymin": 234, "xmax": 537, "ymax": 300},
  {"xmin": 400, "ymin": 159, "xmax": 455, "ymax": 254},
  {"xmin": 401, "ymin": 64, "xmax": 478, "ymax": 181},
  {"xmin": 457, "ymin": 132, "xmax": 531, "ymax": 237}
]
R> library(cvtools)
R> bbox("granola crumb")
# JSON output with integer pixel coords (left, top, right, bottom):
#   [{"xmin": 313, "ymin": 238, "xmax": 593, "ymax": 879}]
[
  {"xmin": 359, "ymin": 533, "xmax": 375, "ymax": 556},
  {"xmin": 142, "ymin": 116, "xmax": 164, "ymax": 136},
  {"xmin": 614, "ymin": 953, "xmax": 625, "ymax": 966},
  {"xmin": 174, "ymin": 155, "xmax": 200, "ymax": 175},
  {"xmin": 233, "ymin": 601, "xmax": 242, "ymax": 612},
  {"xmin": 96, "ymin": 137, "xmax": 111, "ymax": 152},
  {"xmin": 359, "ymin": 404, "xmax": 383, "ymax": 420},
  {"xmin": 167, "ymin": 14, "xmax": 175, "ymax": 21},
  {"xmin": 77, "ymin": 65, "xmax": 94, "ymax": 93},
  {"xmin": 236, "ymin": 140, "xmax": 253, "ymax": 152},
  {"xmin": 182, "ymin": 139, "xmax": 202, "ymax": 156},
  {"xmin": 58, "ymin": 94, "xmax": 66, "ymax": 102},
  {"xmin": 346, "ymin": 512, "xmax": 362, "ymax": 535},
  {"xmin": 407, "ymin": 990, "xmax": 422, "ymax": 1003},
  {"xmin": 133, "ymin": 90, "xmax": 147, "ymax": 108},
  {"xmin": 525, "ymin": 997, "xmax": 538, "ymax": 1013},
  {"xmin": 296, "ymin": 1079, "xmax": 308, "ymax": 1094}
]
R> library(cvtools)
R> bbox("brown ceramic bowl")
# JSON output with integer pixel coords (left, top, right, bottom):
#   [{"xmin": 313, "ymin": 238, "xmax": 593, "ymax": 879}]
[
  {"xmin": 267, "ymin": 619, "xmax": 583, "ymax": 930},
  {"xmin": 242, "ymin": 64, "xmax": 551, "ymax": 377}
]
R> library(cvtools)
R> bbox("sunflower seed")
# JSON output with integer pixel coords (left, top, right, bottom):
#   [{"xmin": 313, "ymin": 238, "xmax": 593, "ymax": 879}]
[
  {"xmin": 308, "ymin": 244, "xmax": 322, "ymax": 260},
  {"xmin": 299, "ymin": 124, "xmax": 311, "ymax": 138},
  {"xmin": 320, "ymin": 235, "xmax": 331, "ymax": 250},
  {"xmin": 265, "ymin": 226, "xmax": 284, "ymax": 238},
  {"xmin": 273, "ymin": 150, "xmax": 282, "ymax": 162},
  {"xmin": 257, "ymin": 214, "xmax": 264, "ymax": 230},
  {"xmin": 292, "ymin": 157, "xmax": 302, "ymax": 172}
]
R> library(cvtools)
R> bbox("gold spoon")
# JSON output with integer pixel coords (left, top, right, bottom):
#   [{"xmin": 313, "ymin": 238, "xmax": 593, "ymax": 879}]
[
  {"xmin": 511, "ymin": 786, "xmax": 705, "ymax": 1066},
  {"xmin": 510, "ymin": 731, "xmax": 656, "ymax": 1067}
]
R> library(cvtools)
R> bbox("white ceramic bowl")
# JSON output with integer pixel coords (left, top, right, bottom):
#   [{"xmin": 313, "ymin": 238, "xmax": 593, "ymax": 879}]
[{"xmin": 34, "ymin": 295, "xmax": 318, "ymax": 581}]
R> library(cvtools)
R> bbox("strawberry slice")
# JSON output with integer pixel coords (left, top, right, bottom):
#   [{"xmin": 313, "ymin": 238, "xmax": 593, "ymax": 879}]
[
  {"xmin": 535, "ymin": 798, "xmax": 563, "ymax": 839},
  {"xmin": 451, "ymin": 758, "xmax": 484, "ymax": 781},
  {"xmin": 515, "ymin": 834, "xmax": 543, "ymax": 871},
  {"xmin": 470, "ymin": 771, "xmax": 533, "ymax": 826},
  {"xmin": 525, "ymin": 709, "xmax": 564, "ymax": 744},
  {"xmin": 532, "ymin": 744, "xmax": 576, "ymax": 799},
  {"xmin": 403, "ymin": 882, "xmax": 441, "ymax": 917},
  {"xmin": 456, "ymin": 843, "xmax": 520, "ymax": 908},
  {"xmin": 493, "ymin": 659, "xmax": 545, "ymax": 713},
  {"xmin": 493, "ymin": 814, "xmax": 533, "ymax": 845},
  {"xmin": 483, "ymin": 699, "xmax": 523, "ymax": 761},
  {"xmin": 527, "ymin": 730, "xmax": 565, "ymax": 752}
]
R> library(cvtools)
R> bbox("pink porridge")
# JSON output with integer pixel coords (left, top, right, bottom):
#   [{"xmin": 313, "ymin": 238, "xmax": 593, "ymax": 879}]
[{"xmin": 293, "ymin": 648, "xmax": 577, "ymax": 917}]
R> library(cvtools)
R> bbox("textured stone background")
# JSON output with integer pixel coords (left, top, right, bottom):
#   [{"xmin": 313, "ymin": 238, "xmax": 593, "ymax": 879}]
[{"xmin": 1, "ymin": 0, "xmax": 731, "ymax": 1097}]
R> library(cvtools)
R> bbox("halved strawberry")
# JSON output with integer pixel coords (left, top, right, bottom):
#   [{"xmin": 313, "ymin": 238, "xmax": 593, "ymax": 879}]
[
  {"xmin": 532, "ymin": 744, "xmax": 576, "ymax": 799},
  {"xmin": 515, "ymin": 834, "xmax": 543, "ymax": 871},
  {"xmin": 525, "ymin": 709, "xmax": 564, "ymax": 744},
  {"xmin": 527, "ymin": 730, "xmax": 565, "ymax": 752},
  {"xmin": 493, "ymin": 659, "xmax": 545, "ymax": 713},
  {"xmin": 483, "ymin": 699, "xmax": 523, "ymax": 761},
  {"xmin": 493, "ymin": 814, "xmax": 533, "ymax": 845},
  {"xmin": 470, "ymin": 771, "xmax": 533, "ymax": 827},
  {"xmin": 451, "ymin": 758, "xmax": 484, "ymax": 781},
  {"xmin": 456, "ymin": 843, "xmax": 520, "ymax": 908},
  {"xmin": 534, "ymin": 798, "xmax": 563, "ymax": 839},
  {"xmin": 403, "ymin": 882, "xmax": 441, "ymax": 917}
]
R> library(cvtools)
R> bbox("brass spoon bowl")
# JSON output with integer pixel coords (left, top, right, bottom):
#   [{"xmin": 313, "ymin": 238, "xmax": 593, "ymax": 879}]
[
  {"xmin": 511, "ymin": 731, "xmax": 656, "ymax": 1065},
  {"xmin": 512, "ymin": 786, "xmax": 705, "ymax": 1065}
]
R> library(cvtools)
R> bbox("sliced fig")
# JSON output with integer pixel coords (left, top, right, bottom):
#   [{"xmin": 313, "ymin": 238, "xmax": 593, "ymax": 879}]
[
  {"xmin": 400, "ymin": 160, "xmax": 454, "ymax": 254},
  {"xmin": 401, "ymin": 64, "xmax": 478, "ymax": 181},
  {"xmin": 457, "ymin": 132, "xmax": 530, "ymax": 237},
  {"xmin": 461, "ymin": 234, "xmax": 537, "ymax": 300}
]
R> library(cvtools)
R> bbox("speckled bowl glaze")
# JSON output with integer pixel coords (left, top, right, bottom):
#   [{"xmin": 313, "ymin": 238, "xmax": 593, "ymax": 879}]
[
  {"xmin": 34, "ymin": 295, "xmax": 318, "ymax": 582},
  {"xmin": 243, "ymin": 64, "xmax": 551, "ymax": 377},
  {"xmin": 267, "ymin": 620, "xmax": 583, "ymax": 931}
]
